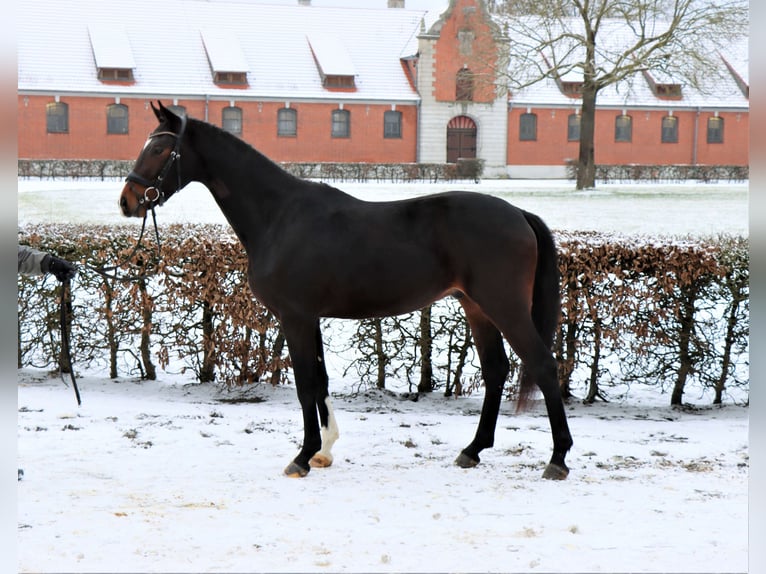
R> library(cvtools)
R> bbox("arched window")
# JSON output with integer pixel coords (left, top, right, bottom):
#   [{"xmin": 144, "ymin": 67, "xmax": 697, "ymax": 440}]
[
  {"xmin": 567, "ymin": 113, "xmax": 580, "ymax": 141},
  {"xmin": 106, "ymin": 103, "xmax": 129, "ymax": 135},
  {"xmin": 222, "ymin": 106, "xmax": 243, "ymax": 135},
  {"xmin": 384, "ymin": 110, "xmax": 402, "ymax": 138},
  {"xmin": 331, "ymin": 109, "xmax": 350, "ymax": 138},
  {"xmin": 615, "ymin": 114, "xmax": 632, "ymax": 142},
  {"xmin": 46, "ymin": 101, "xmax": 68, "ymax": 134},
  {"xmin": 278, "ymin": 108, "xmax": 297, "ymax": 137},
  {"xmin": 456, "ymin": 68, "xmax": 474, "ymax": 101},
  {"xmin": 707, "ymin": 116, "xmax": 724, "ymax": 144},
  {"xmin": 519, "ymin": 113, "xmax": 537, "ymax": 141},
  {"xmin": 661, "ymin": 115, "xmax": 678, "ymax": 143}
]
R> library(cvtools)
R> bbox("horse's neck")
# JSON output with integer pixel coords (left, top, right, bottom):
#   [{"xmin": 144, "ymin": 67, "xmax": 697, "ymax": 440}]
[{"xmin": 192, "ymin": 124, "xmax": 296, "ymax": 242}]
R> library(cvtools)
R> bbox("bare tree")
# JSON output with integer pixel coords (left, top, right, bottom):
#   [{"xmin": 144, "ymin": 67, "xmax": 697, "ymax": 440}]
[{"xmin": 493, "ymin": 0, "xmax": 748, "ymax": 189}]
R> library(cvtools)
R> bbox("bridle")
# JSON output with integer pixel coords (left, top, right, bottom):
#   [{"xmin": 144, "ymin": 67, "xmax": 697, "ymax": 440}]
[
  {"xmin": 86, "ymin": 113, "xmax": 189, "ymax": 283},
  {"xmin": 125, "ymin": 112, "xmax": 187, "ymax": 209}
]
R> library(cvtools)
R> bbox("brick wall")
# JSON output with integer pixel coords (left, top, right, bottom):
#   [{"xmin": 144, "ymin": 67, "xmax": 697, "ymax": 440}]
[
  {"xmin": 507, "ymin": 107, "xmax": 749, "ymax": 167},
  {"xmin": 18, "ymin": 95, "xmax": 418, "ymax": 164}
]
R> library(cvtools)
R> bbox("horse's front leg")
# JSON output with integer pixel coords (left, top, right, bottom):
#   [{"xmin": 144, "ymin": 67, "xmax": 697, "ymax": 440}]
[
  {"xmin": 309, "ymin": 323, "xmax": 339, "ymax": 469},
  {"xmin": 280, "ymin": 316, "xmax": 325, "ymax": 477}
]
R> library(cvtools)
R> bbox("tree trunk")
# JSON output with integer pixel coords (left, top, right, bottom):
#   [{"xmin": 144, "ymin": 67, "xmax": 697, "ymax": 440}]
[
  {"xmin": 584, "ymin": 316, "xmax": 605, "ymax": 404},
  {"xmin": 199, "ymin": 299, "xmax": 215, "ymax": 383},
  {"xmin": 269, "ymin": 328, "xmax": 286, "ymax": 386},
  {"xmin": 671, "ymin": 288, "xmax": 697, "ymax": 406},
  {"xmin": 576, "ymin": 83, "xmax": 598, "ymax": 190},
  {"xmin": 714, "ymin": 281, "xmax": 744, "ymax": 404},
  {"xmin": 139, "ymin": 279, "xmax": 156, "ymax": 380},
  {"xmin": 448, "ymin": 321, "xmax": 473, "ymax": 397},
  {"xmin": 374, "ymin": 317, "xmax": 387, "ymax": 389},
  {"xmin": 103, "ymin": 280, "xmax": 118, "ymax": 379},
  {"xmin": 418, "ymin": 305, "xmax": 433, "ymax": 393}
]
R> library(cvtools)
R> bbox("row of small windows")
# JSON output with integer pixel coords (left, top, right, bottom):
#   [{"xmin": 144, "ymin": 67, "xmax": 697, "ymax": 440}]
[
  {"xmin": 45, "ymin": 102, "xmax": 728, "ymax": 145},
  {"xmin": 45, "ymin": 102, "xmax": 404, "ymax": 139},
  {"xmin": 519, "ymin": 112, "xmax": 725, "ymax": 144}
]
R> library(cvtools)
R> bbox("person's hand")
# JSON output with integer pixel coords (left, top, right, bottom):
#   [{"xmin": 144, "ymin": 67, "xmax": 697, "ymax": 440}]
[{"xmin": 42, "ymin": 254, "xmax": 77, "ymax": 282}]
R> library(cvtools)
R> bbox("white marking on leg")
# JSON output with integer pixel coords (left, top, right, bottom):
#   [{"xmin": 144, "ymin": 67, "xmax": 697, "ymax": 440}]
[{"xmin": 313, "ymin": 396, "xmax": 339, "ymax": 467}]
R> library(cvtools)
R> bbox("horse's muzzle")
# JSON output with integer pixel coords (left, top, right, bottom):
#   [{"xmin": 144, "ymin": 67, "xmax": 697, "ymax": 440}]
[{"xmin": 119, "ymin": 182, "xmax": 145, "ymax": 218}]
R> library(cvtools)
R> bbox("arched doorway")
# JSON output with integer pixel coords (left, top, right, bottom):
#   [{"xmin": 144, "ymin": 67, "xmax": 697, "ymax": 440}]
[{"xmin": 446, "ymin": 115, "xmax": 477, "ymax": 163}]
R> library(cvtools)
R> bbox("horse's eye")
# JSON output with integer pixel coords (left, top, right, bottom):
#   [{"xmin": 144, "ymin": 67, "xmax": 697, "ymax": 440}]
[{"xmin": 150, "ymin": 145, "xmax": 164, "ymax": 156}]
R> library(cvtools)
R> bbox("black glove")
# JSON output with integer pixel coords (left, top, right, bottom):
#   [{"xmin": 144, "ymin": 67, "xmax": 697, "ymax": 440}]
[{"xmin": 42, "ymin": 254, "xmax": 77, "ymax": 282}]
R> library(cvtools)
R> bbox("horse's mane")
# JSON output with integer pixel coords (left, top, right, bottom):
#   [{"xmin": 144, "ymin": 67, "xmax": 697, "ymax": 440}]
[{"xmin": 188, "ymin": 116, "xmax": 303, "ymax": 185}]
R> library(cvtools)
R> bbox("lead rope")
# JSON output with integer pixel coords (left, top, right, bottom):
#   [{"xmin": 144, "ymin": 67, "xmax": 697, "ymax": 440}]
[
  {"xmin": 59, "ymin": 277, "xmax": 81, "ymax": 406},
  {"xmin": 60, "ymin": 204, "xmax": 163, "ymax": 406},
  {"xmin": 85, "ymin": 205, "xmax": 162, "ymax": 283}
]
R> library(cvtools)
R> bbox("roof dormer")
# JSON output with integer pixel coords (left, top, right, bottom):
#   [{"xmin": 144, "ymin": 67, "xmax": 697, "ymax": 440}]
[
  {"xmin": 201, "ymin": 29, "xmax": 250, "ymax": 86},
  {"xmin": 306, "ymin": 33, "xmax": 357, "ymax": 91},
  {"xmin": 88, "ymin": 26, "xmax": 135, "ymax": 83},
  {"xmin": 643, "ymin": 70, "xmax": 683, "ymax": 99}
]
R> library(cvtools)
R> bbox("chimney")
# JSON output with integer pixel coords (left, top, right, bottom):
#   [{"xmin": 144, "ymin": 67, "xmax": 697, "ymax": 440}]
[
  {"xmin": 388, "ymin": 0, "xmax": 405, "ymax": 7},
  {"xmin": 298, "ymin": 0, "xmax": 311, "ymax": 5}
]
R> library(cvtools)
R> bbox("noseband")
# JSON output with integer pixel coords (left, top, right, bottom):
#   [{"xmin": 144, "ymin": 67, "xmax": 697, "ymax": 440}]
[{"xmin": 125, "ymin": 113, "xmax": 187, "ymax": 208}]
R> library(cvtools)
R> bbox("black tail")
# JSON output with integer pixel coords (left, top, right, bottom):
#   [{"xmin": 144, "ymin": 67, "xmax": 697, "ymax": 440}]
[
  {"xmin": 518, "ymin": 211, "xmax": 561, "ymax": 407},
  {"xmin": 523, "ymin": 211, "xmax": 561, "ymax": 348}
]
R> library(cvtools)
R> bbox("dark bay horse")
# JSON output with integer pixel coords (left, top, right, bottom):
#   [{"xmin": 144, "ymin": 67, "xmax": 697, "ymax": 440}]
[{"xmin": 119, "ymin": 101, "xmax": 573, "ymax": 480}]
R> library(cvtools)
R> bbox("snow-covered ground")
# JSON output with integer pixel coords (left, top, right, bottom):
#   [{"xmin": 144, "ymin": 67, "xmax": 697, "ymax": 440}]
[
  {"xmin": 18, "ymin": 178, "xmax": 748, "ymax": 237},
  {"xmin": 18, "ymin": 178, "xmax": 751, "ymax": 572},
  {"xmin": 18, "ymin": 370, "xmax": 748, "ymax": 573}
]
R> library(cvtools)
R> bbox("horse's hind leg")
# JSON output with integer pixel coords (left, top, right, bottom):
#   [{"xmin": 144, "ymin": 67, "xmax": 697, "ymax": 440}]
[
  {"xmin": 310, "ymin": 323, "xmax": 339, "ymax": 469},
  {"xmin": 493, "ymin": 310, "xmax": 573, "ymax": 480},
  {"xmin": 455, "ymin": 297, "xmax": 510, "ymax": 468}
]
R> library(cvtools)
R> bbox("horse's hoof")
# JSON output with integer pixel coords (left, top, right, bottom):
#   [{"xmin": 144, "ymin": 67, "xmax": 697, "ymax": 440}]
[
  {"xmin": 284, "ymin": 461, "xmax": 310, "ymax": 478},
  {"xmin": 310, "ymin": 453, "xmax": 333, "ymax": 468},
  {"xmin": 542, "ymin": 463, "xmax": 569, "ymax": 480},
  {"xmin": 455, "ymin": 452, "xmax": 479, "ymax": 468}
]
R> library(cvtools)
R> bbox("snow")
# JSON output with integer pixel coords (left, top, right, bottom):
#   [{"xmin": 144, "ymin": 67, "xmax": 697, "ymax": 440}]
[
  {"xmin": 17, "ymin": 178, "xmax": 748, "ymax": 237},
  {"xmin": 18, "ymin": 370, "xmax": 748, "ymax": 573},
  {"xmin": 17, "ymin": 177, "xmax": 750, "ymax": 572}
]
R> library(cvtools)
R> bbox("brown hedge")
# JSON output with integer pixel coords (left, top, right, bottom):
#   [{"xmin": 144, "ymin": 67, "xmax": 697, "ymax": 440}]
[{"xmin": 18, "ymin": 224, "xmax": 748, "ymax": 405}]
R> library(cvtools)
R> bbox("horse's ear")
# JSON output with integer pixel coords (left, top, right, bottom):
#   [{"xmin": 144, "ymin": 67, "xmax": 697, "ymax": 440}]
[{"xmin": 150, "ymin": 101, "xmax": 164, "ymax": 122}]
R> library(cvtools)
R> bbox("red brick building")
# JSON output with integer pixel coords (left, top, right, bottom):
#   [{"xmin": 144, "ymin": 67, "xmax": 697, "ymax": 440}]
[{"xmin": 17, "ymin": 0, "xmax": 749, "ymax": 178}]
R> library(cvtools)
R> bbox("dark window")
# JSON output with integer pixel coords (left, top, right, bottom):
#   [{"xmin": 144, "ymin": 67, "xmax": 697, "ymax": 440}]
[
  {"xmin": 331, "ymin": 109, "xmax": 350, "ymax": 138},
  {"xmin": 214, "ymin": 72, "xmax": 247, "ymax": 85},
  {"xmin": 278, "ymin": 108, "xmax": 297, "ymax": 137},
  {"xmin": 707, "ymin": 116, "xmax": 724, "ymax": 144},
  {"xmin": 519, "ymin": 113, "xmax": 537, "ymax": 141},
  {"xmin": 46, "ymin": 102, "xmax": 69, "ymax": 134},
  {"xmin": 323, "ymin": 75, "xmax": 356, "ymax": 89},
  {"xmin": 456, "ymin": 68, "xmax": 474, "ymax": 101},
  {"xmin": 661, "ymin": 116, "xmax": 678, "ymax": 143},
  {"xmin": 615, "ymin": 114, "xmax": 632, "ymax": 142},
  {"xmin": 561, "ymin": 82, "xmax": 582, "ymax": 96},
  {"xmin": 222, "ymin": 106, "xmax": 243, "ymax": 135},
  {"xmin": 98, "ymin": 68, "xmax": 133, "ymax": 82},
  {"xmin": 384, "ymin": 110, "xmax": 402, "ymax": 139},
  {"xmin": 106, "ymin": 103, "xmax": 129, "ymax": 135},
  {"xmin": 567, "ymin": 113, "xmax": 580, "ymax": 141},
  {"xmin": 655, "ymin": 84, "xmax": 682, "ymax": 98}
]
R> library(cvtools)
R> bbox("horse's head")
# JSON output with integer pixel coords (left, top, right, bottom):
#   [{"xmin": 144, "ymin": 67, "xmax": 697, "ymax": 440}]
[{"xmin": 119, "ymin": 101, "xmax": 187, "ymax": 218}]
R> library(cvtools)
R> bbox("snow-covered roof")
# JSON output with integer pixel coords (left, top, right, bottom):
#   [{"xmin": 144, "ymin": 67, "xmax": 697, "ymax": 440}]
[
  {"xmin": 306, "ymin": 33, "xmax": 357, "ymax": 77},
  {"xmin": 87, "ymin": 26, "xmax": 136, "ymax": 71},
  {"xmin": 200, "ymin": 29, "xmax": 249, "ymax": 75},
  {"xmin": 18, "ymin": 0, "xmax": 748, "ymax": 111},
  {"xmin": 18, "ymin": 0, "xmax": 428, "ymax": 103},
  {"xmin": 505, "ymin": 16, "xmax": 749, "ymax": 111}
]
